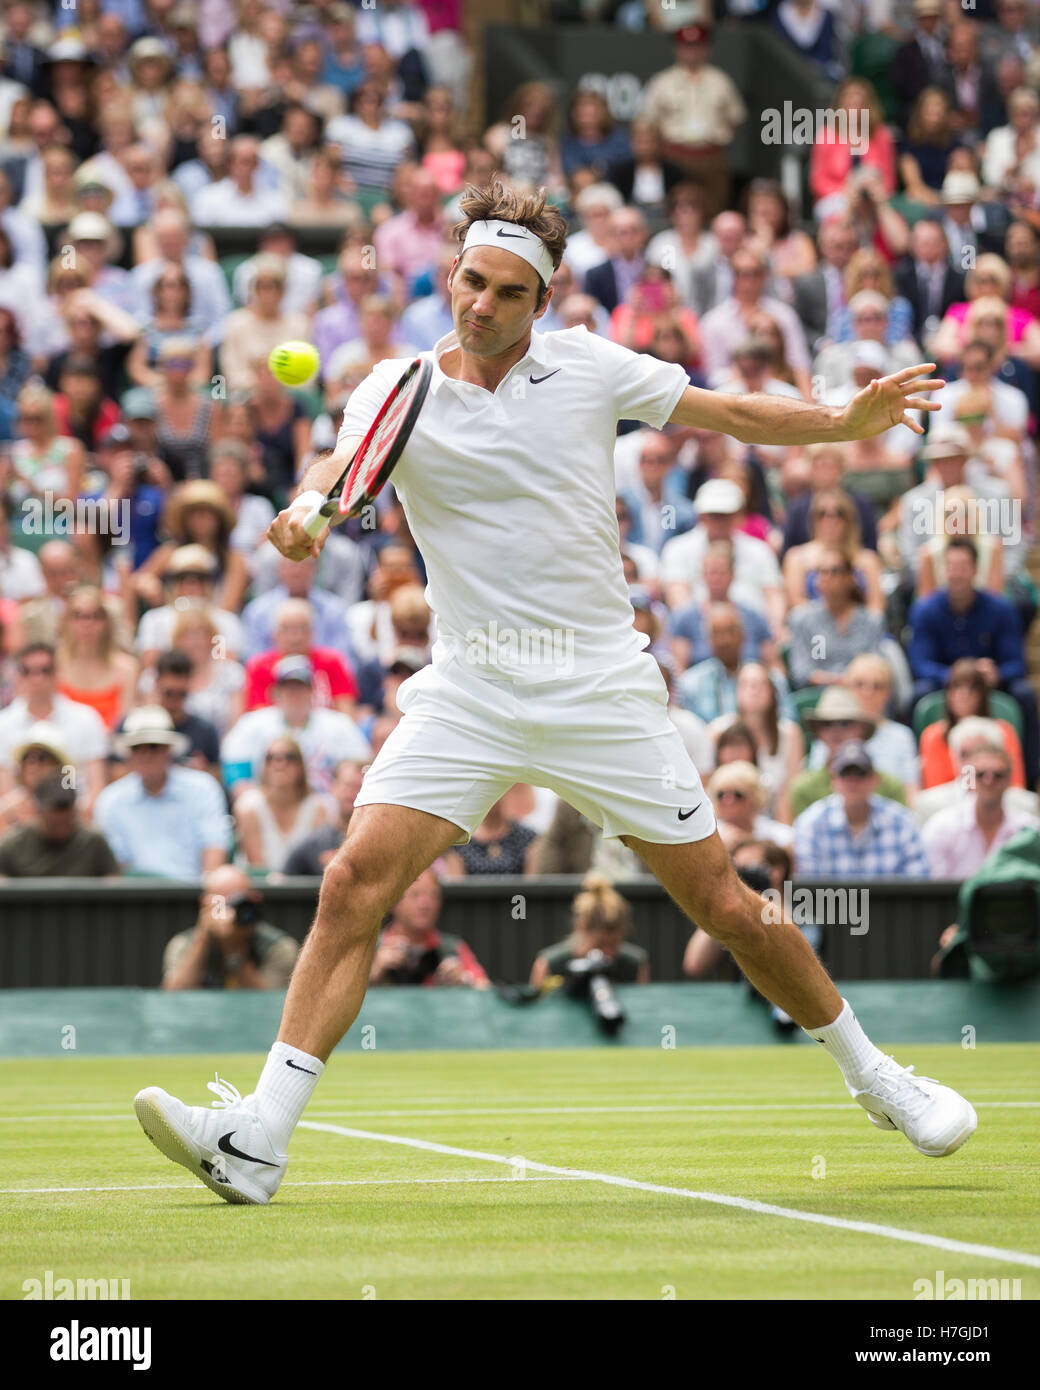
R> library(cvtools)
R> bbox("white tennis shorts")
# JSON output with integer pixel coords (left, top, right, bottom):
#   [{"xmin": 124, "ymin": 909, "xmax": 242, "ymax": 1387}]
[{"xmin": 354, "ymin": 651, "xmax": 718, "ymax": 846}]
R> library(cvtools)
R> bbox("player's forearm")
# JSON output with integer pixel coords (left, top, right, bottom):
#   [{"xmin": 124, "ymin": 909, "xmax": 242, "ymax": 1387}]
[
  {"xmin": 294, "ymin": 447, "xmax": 347, "ymax": 500},
  {"xmin": 671, "ymin": 386, "xmax": 847, "ymax": 445}
]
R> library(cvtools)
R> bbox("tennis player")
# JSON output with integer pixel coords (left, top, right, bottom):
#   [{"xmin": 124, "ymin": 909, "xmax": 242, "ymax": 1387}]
[{"xmin": 135, "ymin": 183, "xmax": 976, "ymax": 1204}]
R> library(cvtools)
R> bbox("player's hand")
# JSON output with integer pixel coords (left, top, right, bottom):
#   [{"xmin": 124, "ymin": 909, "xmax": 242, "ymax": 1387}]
[
  {"xmin": 266, "ymin": 504, "xmax": 330, "ymax": 562},
  {"xmin": 839, "ymin": 363, "xmax": 945, "ymax": 439}
]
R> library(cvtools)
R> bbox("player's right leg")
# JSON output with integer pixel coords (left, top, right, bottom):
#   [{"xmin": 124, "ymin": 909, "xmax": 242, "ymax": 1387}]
[{"xmin": 134, "ymin": 803, "xmax": 463, "ymax": 1205}]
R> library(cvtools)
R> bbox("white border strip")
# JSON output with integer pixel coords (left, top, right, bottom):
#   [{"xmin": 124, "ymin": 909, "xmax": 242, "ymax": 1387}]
[{"xmin": 301, "ymin": 1120, "xmax": 1040, "ymax": 1272}]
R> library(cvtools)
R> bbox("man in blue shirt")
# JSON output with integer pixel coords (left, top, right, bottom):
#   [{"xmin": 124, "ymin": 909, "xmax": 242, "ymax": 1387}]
[
  {"xmin": 908, "ymin": 536, "xmax": 1038, "ymax": 786},
  {"xmin": 794, "ymin": 742, "xmax": 931, "ymax": 878},
  {"xmin": 93, "ymin": 706, "xmax": 231, "ymax": 879}
]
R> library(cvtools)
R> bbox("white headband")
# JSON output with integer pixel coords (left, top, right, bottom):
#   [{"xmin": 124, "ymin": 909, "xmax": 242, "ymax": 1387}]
[{"xmin": 460, "ymin": 218, "xmax": 555, "ymax": 288}]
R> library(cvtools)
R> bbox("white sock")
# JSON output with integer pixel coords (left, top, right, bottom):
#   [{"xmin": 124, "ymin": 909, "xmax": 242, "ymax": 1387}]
[
  {"xmin": 254, "ymin": 1041, "xmax": 325, "ymax": 1152},
  {"xmin": 804, "ymin": 999, "xmax": 886, "ymax": 1090}
]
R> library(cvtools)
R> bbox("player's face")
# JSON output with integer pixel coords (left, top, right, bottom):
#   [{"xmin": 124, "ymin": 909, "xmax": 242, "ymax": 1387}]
[{"xmin": 449, "ymin": 248, "xmax": 551, "ymax": 359}]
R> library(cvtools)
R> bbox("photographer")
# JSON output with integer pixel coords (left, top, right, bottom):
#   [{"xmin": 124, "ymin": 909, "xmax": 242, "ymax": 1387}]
[
  {"xmin": 161, "ymin": 864, "xmax": 299, "ymax": 990},
  {"xmin": 369, "ymin": 867, "xmax": 489, "ymax": 989},
  {"xmin": 530, "ymin": 872, "xmax": 649, "ymax": 988}
]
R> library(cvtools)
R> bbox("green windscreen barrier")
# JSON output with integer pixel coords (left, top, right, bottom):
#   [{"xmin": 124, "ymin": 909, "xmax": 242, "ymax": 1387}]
[{"xmin": 0, "ymin": 981, "xmax": 1038, "ymax": 1056}]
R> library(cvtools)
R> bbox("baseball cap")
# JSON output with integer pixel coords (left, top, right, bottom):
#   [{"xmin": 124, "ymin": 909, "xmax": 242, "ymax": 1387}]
[
  {"xmin": 120, "ymin": 387, "xmax": 158, "ymax": 421},
  {"xmin": 830, "ymin": 740, "xmax": 875, "ymax": 776},
  {"xmin": 942, "ymin": 172, "xmax": 980, "ymax": 205},
  {"xmin": 166, "ymin": 543, "xmax": 218, "ymax": 577},
  {"xmin": 850, "ymin": 339, "xmax": 888, "ymax": 372},
  {"xmin": 98, "ymin": 422, "xmax": 132, "ymax": 449},
  {"xmin": 912, "ymin": 0, "xmax": 942, "ymax": 14},
  {"xmin": 386, "ymin": 646, "xmax": 428, "ymax": 674},
  {"xmin": 694, "ymin": 478, "xmax": 744, "ymax": 515},
  {"xmin": 67, "ymin": 212, "xmax": 113, "ymax": 243},
  {"xmin": 921, "ymin": 425, "xmax": 971, "ymax": 459},
  {"xmin": 674, "ymin": 24, "xmax": 710, "ymax": 43},
  {"xmin": 273, "ymin": 655, "xmax": 314, "ymax": 685}
]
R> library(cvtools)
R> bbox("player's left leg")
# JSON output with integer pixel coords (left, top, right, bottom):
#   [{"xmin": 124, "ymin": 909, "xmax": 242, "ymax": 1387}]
[{"xmin": 623, "ymin": 829, "xmax": 977, "ymax": 1157}]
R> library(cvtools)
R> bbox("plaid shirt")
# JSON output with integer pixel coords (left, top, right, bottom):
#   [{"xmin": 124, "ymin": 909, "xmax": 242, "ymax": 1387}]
[{"xmin": 793, "ymin": 793, "xmax": 931, "ymax": 878}]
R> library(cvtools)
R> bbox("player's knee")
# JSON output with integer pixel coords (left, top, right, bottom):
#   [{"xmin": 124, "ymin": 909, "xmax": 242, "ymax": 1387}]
[
  {"xmin": 316, "ymin": 852, "xmax": 391, "ymax": 940},
  {"xmin": 700, "ymin": 880, "xmax": 763, "ymax": 949}
]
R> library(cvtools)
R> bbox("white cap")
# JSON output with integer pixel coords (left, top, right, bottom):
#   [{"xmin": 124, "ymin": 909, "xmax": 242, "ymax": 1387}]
[
  {"xmin": 694, "ymin": 479, "xmax": 744, "ymax": 515},
  {"xmin": 942, "ymin": 172, "xmax": 980, "ymax": 205}
]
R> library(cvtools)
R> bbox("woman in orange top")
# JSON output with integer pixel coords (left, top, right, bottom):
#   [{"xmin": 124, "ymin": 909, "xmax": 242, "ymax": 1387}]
[
  {"xmin": 919, "ymin": 659, "xmax": 1026, "ymax": 788},
  {"xmin": 55, "ymin": 584, "xmax": 138, "ymax": 730}
]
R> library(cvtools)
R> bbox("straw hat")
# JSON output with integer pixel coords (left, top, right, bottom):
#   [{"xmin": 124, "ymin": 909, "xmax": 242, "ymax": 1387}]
[{"xmin": 163, "ymin": 480, "xmax": 236, "ymax": 539}]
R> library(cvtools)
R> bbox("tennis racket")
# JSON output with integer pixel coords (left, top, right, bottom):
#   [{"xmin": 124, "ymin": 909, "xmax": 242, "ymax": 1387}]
[{"xmin": 302, "ymin": 356, "xmax": 433, "ymax": 538}]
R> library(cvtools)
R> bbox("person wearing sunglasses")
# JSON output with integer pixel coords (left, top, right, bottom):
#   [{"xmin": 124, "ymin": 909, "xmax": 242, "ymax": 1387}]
[
  {"xmin": 93, "ymin": 704, "xmax": 231, "ymax": 879},
  {"xmin": 791, "ymin": 684, "xmax": 911, "ymax": 818},
  {"xmin": 786, "ymin": 545, "xmax": 886, "ymax": 691},
  {"xmin": 782, "ymin": 486, "xmax": 884, "ymax": 614},
  {"xmin": 0, "ymin": 643, "xmax": 109, "ymax": 815},
  {"xmin": 922, "ymin": 745, "xmax": 1040, "ymax": 880},
  {"xmin": 793, "ymin": 741, "xmax": 930, "ymax": 878},
  {"xmin": 707, "ymin": 759, "xmax": 793, "ymax": 852}
]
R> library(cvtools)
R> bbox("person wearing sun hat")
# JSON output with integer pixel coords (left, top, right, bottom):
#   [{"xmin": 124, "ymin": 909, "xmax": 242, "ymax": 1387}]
[
  {"xmin": 0, "ymin": 720, "xmax": 70, "ymax": 835},
  {"xmin": 93, "ymin": 705, "xmax": 232, "ymax": 879},
  {"xmin": 134, "ymin": 543, "xmax": 247, "ymax": 663},
  {"xmin": 0, "ymin": 769, "xmax": 119, "ymax": 878},
  {"xmin": 142, "ymin": 479, "xmax": 249, "ymax": 614},
  {"xmin": 790, "ymin": 685, "xmax": 911, "ymax": 817}
]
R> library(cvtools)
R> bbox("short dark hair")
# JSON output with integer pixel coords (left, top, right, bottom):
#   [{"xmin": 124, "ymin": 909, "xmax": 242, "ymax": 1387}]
[
  {"xmin": 963, "ymin": 338, "xmax": 995, "ymax": 363},
  {"xmin": 33, "ymin": 772, "xmax": 76, "ymax": 812},
  {"xmin": 716, "ymin": 720, "xmax": 758, "ymax": 764},
  {"xmin": 17, "ymin": 641, "xmax": 56, "ymax": 668},
  {"xmin": 156, "ymin": 649, "xmax": 193, "ymax": 680},
  {"xmin": 947, "ymin": 536, "xmax": 979, "ymax": 565},
  {"xmin": 453, "ymin": 178, "xmax": 567, "ymax": 308}
]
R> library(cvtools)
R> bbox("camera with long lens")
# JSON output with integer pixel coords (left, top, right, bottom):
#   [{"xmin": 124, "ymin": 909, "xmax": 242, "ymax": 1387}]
[
  {"xmin": 228, "ymin": 893, "xmax": 263, "ymax": 928},
  {"xmin": 565, "ymin": 948, "xmax": 626, "ymax": 1036}
]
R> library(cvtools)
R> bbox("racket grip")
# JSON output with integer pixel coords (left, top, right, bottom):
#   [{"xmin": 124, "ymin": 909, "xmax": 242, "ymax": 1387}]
[
  {"xmin": 290, "ymin": 490, "xmax": 331, "ymax": 539},
  {"xmin": 301, "ymin": 502, "xmax": 331, "ymax": 538}
]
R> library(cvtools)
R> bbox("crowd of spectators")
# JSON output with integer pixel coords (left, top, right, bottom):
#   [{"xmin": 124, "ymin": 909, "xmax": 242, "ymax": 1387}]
[{"xmin": 0, "ymin": 1, "xmax": 1038, "ymax": 986}]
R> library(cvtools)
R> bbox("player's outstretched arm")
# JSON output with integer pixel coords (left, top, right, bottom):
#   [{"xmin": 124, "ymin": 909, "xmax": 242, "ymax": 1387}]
[
  {"xmin": 668, "ymin": 364, "xmax": 945, "ymax": 445},
  {"xmin": 266, "ymin": 437, "xmax": 363, "ymax": 561}
]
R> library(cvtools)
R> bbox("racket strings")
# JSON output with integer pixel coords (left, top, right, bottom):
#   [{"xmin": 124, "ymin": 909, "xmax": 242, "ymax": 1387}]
[{"xmin": 344, "ymin": 373, "xmax": 424, "ymax": 512}]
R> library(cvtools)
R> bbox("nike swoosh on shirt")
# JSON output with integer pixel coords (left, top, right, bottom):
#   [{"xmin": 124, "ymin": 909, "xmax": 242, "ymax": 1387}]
[
  {"xmin": 529, "ymin": 370, "xmax": 561, "ymax": 384},
  {"xmin": 218, "ymin": 1131, "xmax": 278, "ymax": 1167},
  {"xmin": 677, "ymin": 803, "xmax": 703, "ymax": 821}
]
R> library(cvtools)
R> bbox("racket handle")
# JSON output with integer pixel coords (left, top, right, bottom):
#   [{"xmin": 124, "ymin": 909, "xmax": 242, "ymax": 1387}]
[
  {"xmin": 301, "ymin": 502, "xmax": 332, "ymax": 539},
  {"xmin": 290, "ymin": 490, "xmax": 331, "ymax": 539}
]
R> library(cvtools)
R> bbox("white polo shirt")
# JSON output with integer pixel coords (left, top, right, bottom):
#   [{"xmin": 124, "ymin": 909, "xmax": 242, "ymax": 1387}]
[{"xmin": 337, "ymin": 326, "xmax": 689, "ymax": 682}]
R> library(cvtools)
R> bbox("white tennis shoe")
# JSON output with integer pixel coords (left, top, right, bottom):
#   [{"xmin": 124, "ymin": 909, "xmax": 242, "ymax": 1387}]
[
  {"xmin": 134, "ymin": 1074, "xmax": 287, "ymax": 1204},
  {"xmin": 850, "ymin": 1056, "xmax": 977, "ymax": 1157}
]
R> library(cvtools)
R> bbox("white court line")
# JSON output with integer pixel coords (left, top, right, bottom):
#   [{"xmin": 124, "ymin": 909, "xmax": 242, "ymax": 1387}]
[
  {"xmin": 301, "ymin": 1119, "xmax": 1040, "ymax": 1272},
  {"xmin": 0, "ymin": 1175, "xmax": 575, "ymax": 1196},
  {"xmin": 0, "ymin": 1100, "xmax": 1037, "ymax": 1123}
]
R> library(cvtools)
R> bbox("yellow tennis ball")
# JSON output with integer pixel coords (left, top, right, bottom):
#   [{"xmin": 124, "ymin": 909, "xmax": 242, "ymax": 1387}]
[{"xmin": 268, "ymin": 340, "xmax": 321, "ymax": 386}]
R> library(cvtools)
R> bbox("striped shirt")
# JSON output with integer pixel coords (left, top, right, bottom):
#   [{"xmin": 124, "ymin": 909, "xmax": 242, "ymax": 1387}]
[
  {"xmin": 794, "ymin": 793, "xmax": 931, "ymax": 878},
  {"xmin": 325, "ymin": 114, "xmax": 416, "ymax": 191}
]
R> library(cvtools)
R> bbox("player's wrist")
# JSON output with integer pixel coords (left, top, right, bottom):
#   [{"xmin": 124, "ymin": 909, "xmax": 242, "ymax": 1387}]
[{"xmin": 289, "ymin": 489, "xmax": 325, "ymax": 515}]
